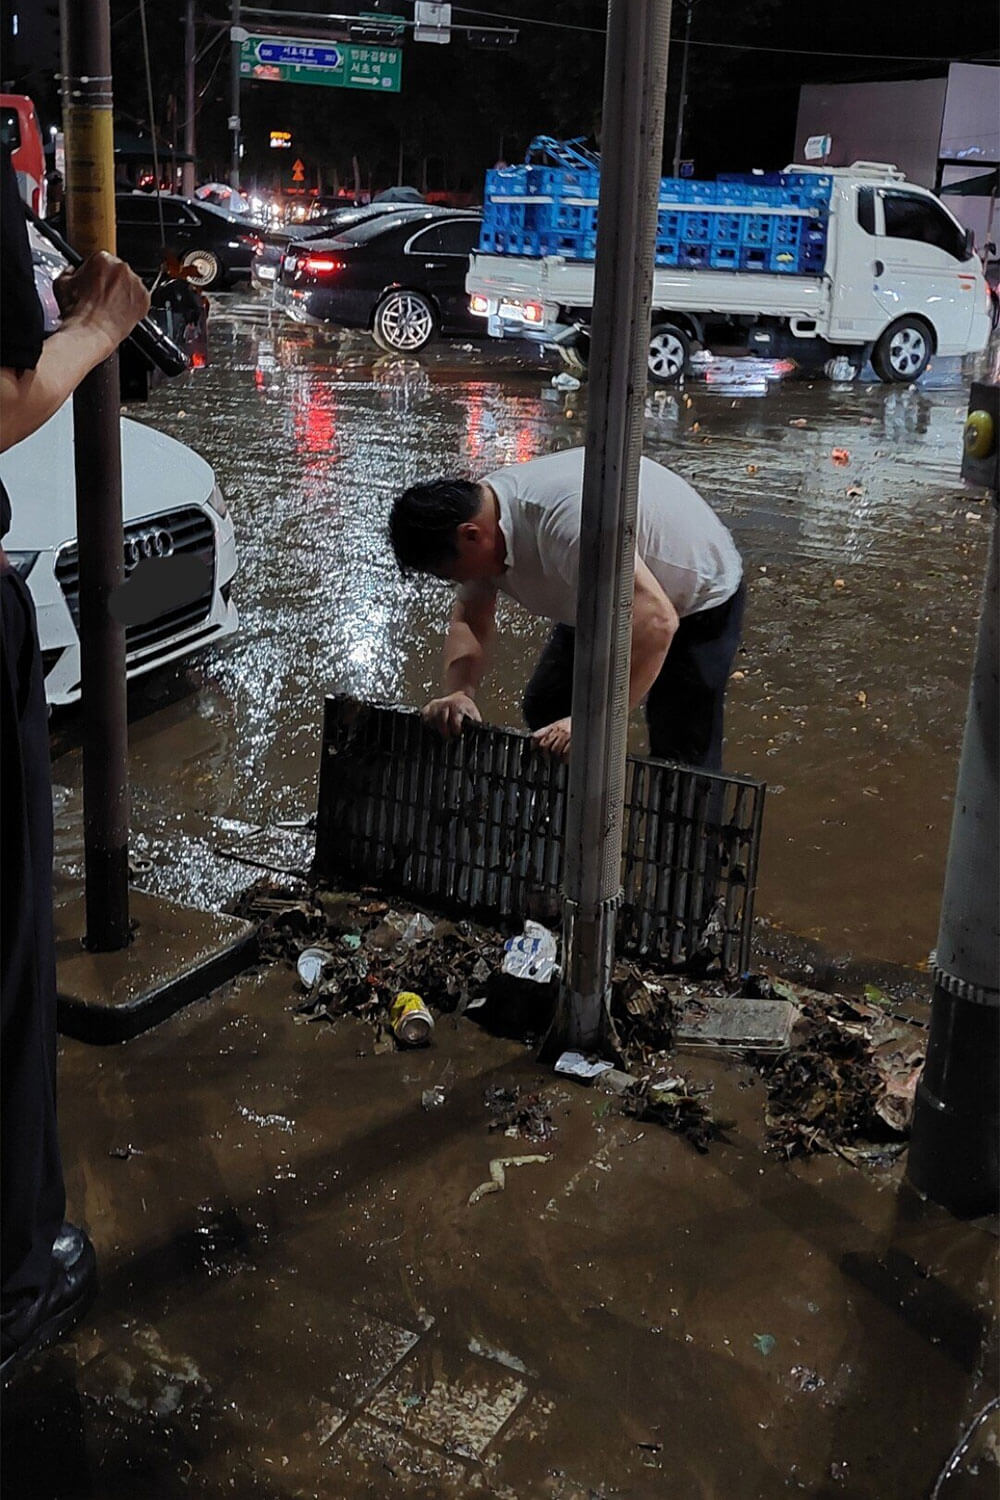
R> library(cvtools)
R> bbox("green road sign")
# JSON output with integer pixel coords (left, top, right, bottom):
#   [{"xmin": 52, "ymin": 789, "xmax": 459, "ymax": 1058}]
[{"xmin": 240, "ymin": 34, "xmax": 402, "ymax": 93}]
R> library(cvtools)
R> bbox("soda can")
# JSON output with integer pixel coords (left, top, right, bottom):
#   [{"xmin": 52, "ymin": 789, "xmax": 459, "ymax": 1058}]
[{"xmin": 390, "ymin": 991, "xmax": 435, "ymax": 1047}]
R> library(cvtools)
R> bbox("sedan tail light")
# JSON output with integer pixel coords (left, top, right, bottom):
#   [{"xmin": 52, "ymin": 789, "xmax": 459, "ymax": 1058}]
[{"xmin": 302, "ymin": 255, "xmax": 345, "ymax": 275}]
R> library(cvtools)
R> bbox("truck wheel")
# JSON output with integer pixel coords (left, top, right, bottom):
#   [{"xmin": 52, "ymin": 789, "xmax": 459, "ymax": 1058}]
[
  {"xmin": 372, "ymin": 290, "xmax": 436, "ymax": 353},
  {"xmin": 872, "ymin": 318, "xmax": 932, "ymax": 383},
  {"xmin": 180, "ymin": 249, "xmax": 223, "ymax": 289},
  {"xmin": 647, "ymin": 324, "xmax": 690, "ymax": 385}
]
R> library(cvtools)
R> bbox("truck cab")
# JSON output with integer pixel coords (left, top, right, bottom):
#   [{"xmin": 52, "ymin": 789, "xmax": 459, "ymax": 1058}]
[{"xmin": 822, "ymin": 165, "xmax": 989, "ymax": 379}]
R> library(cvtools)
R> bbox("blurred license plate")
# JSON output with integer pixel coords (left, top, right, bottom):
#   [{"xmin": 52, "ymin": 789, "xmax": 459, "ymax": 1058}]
[
  {"xmin": 499, "ymin": 302, "xmax": 525, "ymax": 321},
  {"xmin": 258, "ymin": 265, "xmax": 276, "ymax": 281}
]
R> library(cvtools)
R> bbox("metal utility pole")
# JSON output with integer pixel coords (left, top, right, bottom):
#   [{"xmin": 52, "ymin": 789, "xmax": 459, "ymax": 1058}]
[
  {"xmin": 907, "ymin": 381, "xmax": 999, "ymax": 1217},
  {"xmin": 229, "ymin": 0, "xmax": 241, "ymax": 190},
  {"xmin": 182, "ymin": 0, "xmax": 196, "ymax": 197},
  {"xmin": 556, "ymin": 0, "xmax": 672, "ymax": 1049},
  {"xmin": 671, "ymin": 0, "xmax": 692, "ymax": 178},
  {"xmin": 59, "ymin": 0, "xmax": 131, "ymax": 950}
]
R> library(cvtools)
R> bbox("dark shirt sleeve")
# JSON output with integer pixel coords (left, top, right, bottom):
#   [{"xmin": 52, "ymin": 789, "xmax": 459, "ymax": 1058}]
[
  {"xmin": 1, "ymin": 149, "xmax": 44, "ymax": 373},
  {"xmin": 1, "ymin": 149, "xmax": 46, "ymax": 537}
]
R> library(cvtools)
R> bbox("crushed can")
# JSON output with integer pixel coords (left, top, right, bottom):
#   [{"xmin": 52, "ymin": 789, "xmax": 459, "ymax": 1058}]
[{"xmin": 390, "ymin": 991, "xmax": 435, "ymax": 1047}]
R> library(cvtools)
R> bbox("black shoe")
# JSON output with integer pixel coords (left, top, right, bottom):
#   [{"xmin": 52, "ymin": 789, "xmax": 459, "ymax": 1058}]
[{"xmin": 1, "ymin": 1224, "xmax": 97, "ymax": 1383}]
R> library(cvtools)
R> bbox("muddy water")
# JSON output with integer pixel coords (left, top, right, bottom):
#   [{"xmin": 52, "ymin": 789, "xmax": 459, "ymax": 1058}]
[{"xmin": 50, "ymin": 302, "xmax": 993, "ymax": 964}]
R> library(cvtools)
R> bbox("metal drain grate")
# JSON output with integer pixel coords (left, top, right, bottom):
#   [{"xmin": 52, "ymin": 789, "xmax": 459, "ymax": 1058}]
[{"xmin": 314, "ymin": 696, "xmax": 766, "ymax": 973}]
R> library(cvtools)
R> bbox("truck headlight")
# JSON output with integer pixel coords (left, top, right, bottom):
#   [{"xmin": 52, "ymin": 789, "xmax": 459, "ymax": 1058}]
[{"xmin": 207, "ymin": 483, "xmax": 230, "ymax": 521}]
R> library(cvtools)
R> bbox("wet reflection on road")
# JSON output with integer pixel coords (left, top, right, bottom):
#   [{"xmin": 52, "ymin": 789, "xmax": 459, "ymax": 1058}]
[{"xmin": 50, "ymin": 298, "xmax": 992, "ymax": 965}]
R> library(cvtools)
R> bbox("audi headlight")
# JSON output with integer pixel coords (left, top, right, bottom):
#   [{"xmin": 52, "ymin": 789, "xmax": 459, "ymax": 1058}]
[
  {"xmin": 207, "ymin": 483, "xmax": 230, "ymax": 521},
  {"xmin": 4, "ymin": 551, "xmax": 39, "ymax": 580}
]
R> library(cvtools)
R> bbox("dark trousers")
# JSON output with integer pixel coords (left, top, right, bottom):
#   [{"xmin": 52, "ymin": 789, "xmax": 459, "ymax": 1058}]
[
  {"xmin": 522, "ymin": 580, "xmax": 746, "ymax": 771},
  {"xmin": 1, "ymin": 569, "xmax": 65, "ymax": 1304}
]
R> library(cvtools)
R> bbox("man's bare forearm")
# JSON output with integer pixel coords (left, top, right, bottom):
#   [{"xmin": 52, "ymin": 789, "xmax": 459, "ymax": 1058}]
[
  {"xmin": 1, "ymin": 322, "xmax": 117, "ymax": 453},
  {"xmin": 442, "ymin": 619, "xmax": 489, "ymax": 695},
  {"xmin": 2, "ymin": 250, "xmax": 150, "ymax": 453}
]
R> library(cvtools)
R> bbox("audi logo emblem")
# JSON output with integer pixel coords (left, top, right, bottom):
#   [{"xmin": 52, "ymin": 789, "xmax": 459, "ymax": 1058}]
[{"xmin": 123, "ymin": 528, "xmax": 174, "ymax": 572}]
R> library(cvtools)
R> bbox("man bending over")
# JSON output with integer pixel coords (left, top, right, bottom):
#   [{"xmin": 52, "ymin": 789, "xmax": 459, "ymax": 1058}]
[{"xmin": 388, "ymin": 446, "xmax": 744, "ymax": 770}]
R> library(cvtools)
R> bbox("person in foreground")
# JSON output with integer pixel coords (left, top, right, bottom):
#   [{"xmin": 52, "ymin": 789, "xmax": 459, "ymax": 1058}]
[
  {"xmin": 388, "ymin": 446, "xmax": 744, "ymax": 770},
  {"xmin": 1, "ymin": 147, "xmax": 150, "ymax": 1381}
]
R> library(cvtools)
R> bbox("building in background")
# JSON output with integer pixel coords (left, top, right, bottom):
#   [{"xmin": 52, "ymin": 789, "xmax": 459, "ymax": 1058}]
[{"xmin": 796, "ymin": 63, "xmax": 999, "ymax": 253}]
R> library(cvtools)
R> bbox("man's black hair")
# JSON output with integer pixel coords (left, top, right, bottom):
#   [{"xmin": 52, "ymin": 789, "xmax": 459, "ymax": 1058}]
[{"xmin": 388, "ymin": 477, "xmax": 481, "ymax": 577}]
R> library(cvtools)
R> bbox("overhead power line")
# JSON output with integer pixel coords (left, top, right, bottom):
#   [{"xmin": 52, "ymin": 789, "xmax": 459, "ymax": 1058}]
[
  {"xmin": 223, "ymin": 3, "xmax": 990, "ymax": 64},
  {"xmin": 448, "ymin": 3, "xmax": 988, "ymax": 60}
]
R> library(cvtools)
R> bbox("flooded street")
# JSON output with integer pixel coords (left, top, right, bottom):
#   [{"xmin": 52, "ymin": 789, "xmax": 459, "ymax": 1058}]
[
  {"xmin": 15, "ymin": 304, "xmax": 997, "ymax": 1499},
  {"xmin": 51, "ymin": 297, "xmax": 991, "ymax": 967}
]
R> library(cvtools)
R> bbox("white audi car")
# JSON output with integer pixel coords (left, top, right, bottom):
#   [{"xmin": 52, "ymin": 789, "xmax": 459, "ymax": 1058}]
[{"xmin": 1, "ymin": 400, "xmax": 238, "ymax": 706}]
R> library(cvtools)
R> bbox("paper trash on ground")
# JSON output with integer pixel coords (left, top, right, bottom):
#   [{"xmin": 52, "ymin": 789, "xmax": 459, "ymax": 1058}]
[{"xmin": 554, "ymin": 1051, "xmax": 616, "ymax": 1081}]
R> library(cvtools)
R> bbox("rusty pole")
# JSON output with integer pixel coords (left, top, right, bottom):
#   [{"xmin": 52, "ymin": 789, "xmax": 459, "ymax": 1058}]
[
  {"xmin": 182, "ymin": 0, "xmax": 197, "ymax": 198},
  {"xmin": 556, "ymin": 0, "xmax": 672, "ymax": 1049},
  {"xmin": 59, "ymin": 0, "xmax": 131, "ymax": 949}
]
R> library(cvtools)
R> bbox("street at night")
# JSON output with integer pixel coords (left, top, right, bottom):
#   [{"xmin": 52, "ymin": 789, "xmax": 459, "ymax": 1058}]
[{"xmin": 2, "ymin": 1, "xmax": 999, "ymax": 1495}]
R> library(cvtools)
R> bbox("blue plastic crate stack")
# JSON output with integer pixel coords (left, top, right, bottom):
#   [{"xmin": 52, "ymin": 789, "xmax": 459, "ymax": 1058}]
[{"xmin": 479, "ymin": 138, "xmax": 832, "ymax": 275}]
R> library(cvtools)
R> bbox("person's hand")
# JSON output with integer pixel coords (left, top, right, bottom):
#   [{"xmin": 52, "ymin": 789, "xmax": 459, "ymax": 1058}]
[
  {"xmin": 533, "ymin": 716, "xmax": 572, "ymax": 759},
  {"xmin": 422, "ymin": 692, "xmax": 482, "ymax": 738},
  {"xmin": 53, "ymin": 251, "xmax": 151, "ymax": 354}
]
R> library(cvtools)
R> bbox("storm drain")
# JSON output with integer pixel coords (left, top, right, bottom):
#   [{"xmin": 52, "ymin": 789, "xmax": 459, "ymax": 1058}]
[{"xmin": 314, "ymin": 696, "xmax": 765, "ymax": 973}]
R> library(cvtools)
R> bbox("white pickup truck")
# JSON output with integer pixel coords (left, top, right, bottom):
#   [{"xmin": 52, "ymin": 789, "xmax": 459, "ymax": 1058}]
[{"xmin": 466, "ymin": 162, "xmax": 995, "ymax": 384}]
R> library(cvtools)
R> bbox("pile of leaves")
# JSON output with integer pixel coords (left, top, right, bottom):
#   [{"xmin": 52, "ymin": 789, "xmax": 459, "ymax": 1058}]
[
  {"xmin": 621, "ymin": 1073, "xmax": 730, "ymax": 1154},
  {"xmin": 610, "ymin": 961, "xmax": 681, "ymax": 1066},
  {"xmin": 759, "ymin": 982, "xmax": 925, "ymax": 1160}
]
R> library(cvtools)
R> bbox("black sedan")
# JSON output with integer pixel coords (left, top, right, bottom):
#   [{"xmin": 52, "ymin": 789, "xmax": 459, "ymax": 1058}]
[
  {"xmin": 274, "ymin": 207, "xmax": 483, "ymax": 353},
  {"xmin": 250, "ymin": 203, "xmax": 412, "ymax": 292},
  {"xmin": 114, "ymin": 194, "xmax": 257, "ymax": 289}
]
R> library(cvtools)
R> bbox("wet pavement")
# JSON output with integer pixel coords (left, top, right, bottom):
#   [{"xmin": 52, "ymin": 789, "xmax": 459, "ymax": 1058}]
[
  {"xmin": 15, "ymin": 303, "xmax": 997, "ymax": 1497},
  {"xmin": 7, "ymin": 959, "xmax": 999, "ymax": 1498},
  {"xmin": 50, "ymin": 297, "xmax": 993, "ymax": 967}
]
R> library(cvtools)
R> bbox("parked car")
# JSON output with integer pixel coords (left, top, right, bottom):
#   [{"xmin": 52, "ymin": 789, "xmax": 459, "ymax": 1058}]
[
  {"xmin": 274, "ymin": 206, "xmax": 483, "ymax": 352},
  {"xmin": 195, "ymin": 182, "xmax": 254, "ymax": 217},
  {"xmin": 114, "ymin": 193, "xmax": 257, "ymax": 288},
  {"xmin": 251, "ymin": 202, "xmax": 419, "ymax": 291},
  {"xmin": 0, "ymin": 402, "xmax": 239, "ymax": 707},
  {"xmin": 307, "ymin": 194, "xmax": 367, "ymax": 219}
]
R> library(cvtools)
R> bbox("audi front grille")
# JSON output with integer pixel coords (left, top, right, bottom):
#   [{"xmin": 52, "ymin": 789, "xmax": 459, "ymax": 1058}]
[{"xmin": 55, "ymin": 506, "xmax": 217, "ymax": 657}]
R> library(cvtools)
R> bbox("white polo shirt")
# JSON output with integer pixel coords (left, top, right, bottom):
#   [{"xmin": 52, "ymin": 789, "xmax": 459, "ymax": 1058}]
[{"xmin": 462, "ymin": 447, "xmax": 742, "ymax": 625}]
